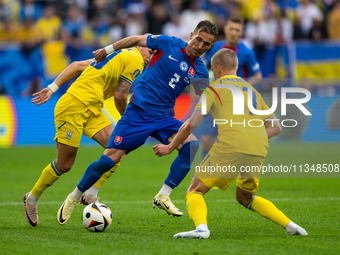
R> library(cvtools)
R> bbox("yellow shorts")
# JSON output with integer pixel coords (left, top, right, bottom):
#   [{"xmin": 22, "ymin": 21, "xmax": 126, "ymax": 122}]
[
  {"xmin": 54, "ymin": 93, "xmax": 112, "ymax": 147},
  {"xmin": 194, "ymin": 152, "xmax": 265, "ymax": 193}
]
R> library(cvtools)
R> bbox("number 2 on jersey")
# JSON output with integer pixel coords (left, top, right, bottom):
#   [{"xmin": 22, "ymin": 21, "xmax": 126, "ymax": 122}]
[{"xmin": 169, "ymin": 73, "xmax": 180, "ymax": 89}]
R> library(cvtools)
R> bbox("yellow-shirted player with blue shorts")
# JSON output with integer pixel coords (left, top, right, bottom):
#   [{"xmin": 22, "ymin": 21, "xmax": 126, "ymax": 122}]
[
  {"xmin": 23, "ymin": 46, "xmax": 154, "ymax": 227},
  {"xmin": 153, "ymin": 48, "xmax": 308, "ymax": 238}
]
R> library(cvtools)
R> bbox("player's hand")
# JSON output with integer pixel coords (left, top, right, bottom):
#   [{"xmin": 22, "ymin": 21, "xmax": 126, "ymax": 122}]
[
  {"xmin": 31, "ymin": 88, "xmax": 53, "ymax": 106},
  {"xmin": 153, "ymin": 144, "xmax": 173, "ymax": 157},
  {"xmin": 92, "ymin": 48, "xmax": 107, "ymax": 63}
]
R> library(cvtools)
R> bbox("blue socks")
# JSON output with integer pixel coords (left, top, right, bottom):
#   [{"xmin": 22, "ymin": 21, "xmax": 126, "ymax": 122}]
[
  {"xmin": 164, "ymin": 140, "xmax": 199, "ymax": 189},
  {"xmin": 77, "ymin": 154, "xmax": 116, "ymax": 192}
]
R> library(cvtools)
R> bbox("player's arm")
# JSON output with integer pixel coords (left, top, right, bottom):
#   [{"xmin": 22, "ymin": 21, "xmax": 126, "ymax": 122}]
[
  {"xmin": 153, "ymin": 111, "xmax": 204, "ymax": 156},
  {"xmin": 248, "ymin": 71, "xmax": 262, "ymax": 87},
  {"xmin": 265, "ymin": 117, "xmax": 282, "ymax": 139},
  {"xmin": 31, "ymin": 59, "xmax": 93, "ymax": 106},
  {"xmin": 114, "ymin": 78, "xmax": 132, "ymax": 116},
  {"xmin": 93, "ymin": 35, "xmax": 149, "ymax": 63}
]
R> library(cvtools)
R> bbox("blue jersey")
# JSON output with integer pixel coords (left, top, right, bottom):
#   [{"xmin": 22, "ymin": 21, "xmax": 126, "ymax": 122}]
[
  {"xmin": 205, "ymin": 40, "xmax": 260, "ymax": 78},
  {"xmin": 129, "ymin": 34, "xmax": 209, "ymax": 117}
]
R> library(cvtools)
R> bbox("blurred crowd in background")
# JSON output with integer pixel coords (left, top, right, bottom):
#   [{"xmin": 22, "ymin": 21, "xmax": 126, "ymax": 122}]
[{"xmin": 0, "ymin": 0, "xmax": 340, "ymax": 97}]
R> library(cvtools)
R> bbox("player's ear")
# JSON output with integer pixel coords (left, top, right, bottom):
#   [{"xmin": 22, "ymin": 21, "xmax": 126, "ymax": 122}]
[{"xmin": 189, "ymin": 32, "xmax": 194, "ymax": 40}]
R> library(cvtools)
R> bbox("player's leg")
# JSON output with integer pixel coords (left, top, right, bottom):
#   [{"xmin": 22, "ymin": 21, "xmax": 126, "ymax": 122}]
[
  {"xmin": 24, "ymin": 94, "xmax": 83, "ymax": 227},
  {"xmin": 57, "ymin": 107, "xmax": 151, "ymax": 225},
  {"xmin": 57, "ymin": 147, "xmax": 125, "ymax": 225},
  {"xmin": 236, "ymin": 176, "xmax": 307, "ymax": 235},
  {"xmin": 23, "ymin": 142, "xmax": 78, "ymax": 227},
  {"xmin": 81, "ymin": 122, "xmax": 116, "ymax": 205},
  {"xmin": 173, "ymin": 177, "xmax": 211, "ymax": 239},
  {"xmin": 152, "ymin": 117, "xmax": 200, "ymax": 216}
]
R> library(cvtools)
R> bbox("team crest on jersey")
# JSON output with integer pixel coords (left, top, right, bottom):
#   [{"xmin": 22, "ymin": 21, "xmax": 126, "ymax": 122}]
[
  {"xmin": 133, "ymin": 69, "xmax": 141, "ymax": 78},
  {"xmin": 180, "ymin": 61, "xmax": 188, "ymax": 72},
  {"xmin": 188, "ymin": 67, "xmax": 196, "ymax": 78},
  {"xmin": 66, "ymin": 130, "xmax": 73, "ymax": 140},
  {"xmin": 114, "ymin": 136, "xmax": 123, "ymax": 145},
  {"xmin": 151, "ymin": 34, "xmax": 160, "ymax": 39}
]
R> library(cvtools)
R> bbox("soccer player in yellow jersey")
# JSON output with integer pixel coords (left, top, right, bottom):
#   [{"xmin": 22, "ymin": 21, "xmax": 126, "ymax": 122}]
[
  {"xmin": 153, "ymin": 48, "xmax": 308, "ymax": 238},
  {"xmin": 23, "ymin": 46, "xmax": 154, "ymax": 227}
]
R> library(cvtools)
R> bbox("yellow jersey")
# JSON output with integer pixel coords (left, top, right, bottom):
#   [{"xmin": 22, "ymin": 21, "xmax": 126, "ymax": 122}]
[
  {"xmin": 195, "ymin": 75, "xmax": 274, "ymax": 157},
  {"xmin": 67, "ymin": 47, "xmax": 144, "ymax": 115}
]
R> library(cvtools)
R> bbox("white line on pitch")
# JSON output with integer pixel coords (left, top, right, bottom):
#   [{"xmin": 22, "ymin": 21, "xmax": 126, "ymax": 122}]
[{"xmin": 1, "ymin": 196, "xmax": 340, "ymax": 206}]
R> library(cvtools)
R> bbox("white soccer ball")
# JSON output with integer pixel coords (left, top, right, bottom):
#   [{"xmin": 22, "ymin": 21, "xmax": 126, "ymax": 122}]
[{"xmin": 82, "ymin": 202, "xmax": 112, "ymax": 232}]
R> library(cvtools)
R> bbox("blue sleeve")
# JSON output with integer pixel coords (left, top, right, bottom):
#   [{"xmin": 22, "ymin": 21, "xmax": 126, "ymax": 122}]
[
  {"xmin": 245, "ymin": 49, "xmax": 261, "ymax": 77},
  {"xmin": 146, "ymin": 34, "xmax": 172, "ymax": 52}
]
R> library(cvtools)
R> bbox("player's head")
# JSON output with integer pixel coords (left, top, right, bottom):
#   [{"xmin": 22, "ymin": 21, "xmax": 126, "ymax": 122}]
[
  {"xmin": 137, "ymin": 46, "xmax": 155, "ymax": 67},
  {"xmin": 224, "ymin": 16, "xmax": 244, "ymax": 47},
  {"xmin": 211, "ymin": 48, "xmax": 238, "ymax": 78},
  {"xmin": 186, "ymin": 20, "xmax": 218, "ymax": 58}
]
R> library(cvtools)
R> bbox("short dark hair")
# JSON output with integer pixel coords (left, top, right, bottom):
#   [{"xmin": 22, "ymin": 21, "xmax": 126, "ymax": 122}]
[
  {"xmin": 227, "ymin": 16, "xmax": 244, "ymax": 26},
  {"xmin": 212, "ymin": 48, "xmax": 238, "ymax": 72},
  {"xmin": 194, "ymin": 20, "xmax": 219, "ymax": 41}
]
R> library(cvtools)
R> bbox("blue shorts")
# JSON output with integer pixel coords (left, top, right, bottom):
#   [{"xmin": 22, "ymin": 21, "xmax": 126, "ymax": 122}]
[
  {"xmin": 107, "ymin": 104, "xmax": 183, "ymax": 153},
  {"xmin": 193, "ymin": 114, "xmax": 218, "ymax": 139}
]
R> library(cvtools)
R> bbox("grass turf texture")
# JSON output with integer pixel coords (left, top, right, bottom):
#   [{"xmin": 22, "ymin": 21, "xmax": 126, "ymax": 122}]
[{"xmin": 0, "ymin": 143, "xmax": 339, "ymax": 255}]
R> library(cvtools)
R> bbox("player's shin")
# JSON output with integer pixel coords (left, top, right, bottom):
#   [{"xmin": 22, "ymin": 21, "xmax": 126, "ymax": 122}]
[
  {"xmin": 83, "ymin": 163, "xmax": 119, "ymax": 200},
  {"xmin": 246, "ymin": 196, "xmax": 291, "ymax": 228},
  {"xmin": 163, "ymin": 140, "xmax": 199, "ymax": 191},
  {"xmin": 76, "ymin": 154, "xmax": 116, "ymax": 199},
  {"xmin": 30, "ymin": 160, "xmax": 61, "ymax": 203},
  {"xmin": 186, "ymin": 191, "xmax": 208, "ymax": 228},
  {"xmin": 93, "ymin": 163, "xmax": 118, "ymax": 189}
]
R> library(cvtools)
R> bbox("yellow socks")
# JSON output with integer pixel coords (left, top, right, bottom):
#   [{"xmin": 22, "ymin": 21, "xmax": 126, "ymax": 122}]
[
  {"xmin": 93, "ymin": 163, "xmax": 119, "ymax": 189},
  {"xmin": 31, "ymin": 160, "xmax": 61, "ymax": 198},
  {"xmin": 247, "ymin": 196, "xmax": 291, "ymax": 228},
  {"xmin": 186, "ymin": 191, "xmax": 208, "ymax": 227}
]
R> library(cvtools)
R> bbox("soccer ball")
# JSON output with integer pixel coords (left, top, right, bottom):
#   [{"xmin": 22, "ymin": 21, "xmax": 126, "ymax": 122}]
[{"xmin": 82, "ymin": 202, "xmax": 112, "ymax": 232}]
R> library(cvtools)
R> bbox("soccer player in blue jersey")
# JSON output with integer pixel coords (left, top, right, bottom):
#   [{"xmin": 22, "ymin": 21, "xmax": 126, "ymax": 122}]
[
  {"xmin": 57, "ymin": 20, "xmax": 218, "ymax": 224},
  {"xmin": 197, "ymin": 16, "xmax": 263, "ymax": 157}
]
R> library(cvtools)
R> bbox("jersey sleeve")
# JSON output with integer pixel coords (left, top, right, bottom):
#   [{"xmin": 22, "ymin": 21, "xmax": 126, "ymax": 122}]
[
  {"xmin": 120, "ymin": 54, "xmax": 144, "ymax": 84},
  {"xmin": 245, "ymin": 49, "xmax": 261, "ymax": 77},
  {"xmin": 146, "ymin": 34, "xmax": 172, "ymax": 51}
]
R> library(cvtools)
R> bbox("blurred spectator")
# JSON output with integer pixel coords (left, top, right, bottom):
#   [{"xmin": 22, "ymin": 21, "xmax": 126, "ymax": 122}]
[
  {"xmin": 308, "ymin": 17, "xmax": 327, "ymax": 41},
  {"xmin": 293, "ymin": 14, "xmax": 305, "ymax": 39},
  {"xmin": 245, "ymin": 13, "xmax": 273, "ymax": 59},
  {"xmin": 0, "ymin": 0, "xmax": 11, "ymax": 23},
  {"xmin": 277, "ymin": 0, "xmax": 299, "ymax": 10},
  {"xmin": 271, "ymin": 10, "xmax": 293, "ymax": 44},
  {"xmin": 126, "ymin": 2, "xmax": 147, "ymax": 36},
  {"xmin": 20, "ymin": 0, "xmax": 42, "ymax": 22},
  {"xmin": 296, "ymin": 0, "xmax": 323, "ymax": 37},
  {"xmin": 35, "ymin": 5, "xmax": 62, "ymax": 42},
  {"xmin": 180, "ymin": 0, "xmax": 210, "ymax": 41},
  {"xmin": 0, "ymin": 18, "xmax": 17, "ymax": 42},
  {"xmin": 16, "ymin": 17, "xmax": 44, "ymax": 97},
  {"xmin": 63, "ymin": 4, "xmax": 85, "ymax": 44},
  {"xmin": 147, "ymin": 1, "xmax": 169, "ymax": 34},
  {"xmin": 239, "ymin": 0, "xmax": 265, "ymax": 21},
  {"xmin": 327, "ymin": 0, "xmax": 340, "ymax": 40},
  {"xmin": 227, "ymin": 1, "xmax": 242, "ymax": 18},
  {"xmin": 162, "ymin": 12, "xmax": 187, "ymax": 40},
  {"xmin": 63, "ymin": 4, "xmax": 85, "ymax": 60}
]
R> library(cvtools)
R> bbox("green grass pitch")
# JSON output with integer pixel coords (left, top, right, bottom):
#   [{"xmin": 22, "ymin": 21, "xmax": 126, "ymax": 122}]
[{"xmin": 0, "ymin": 143, "xmax": 339, "ymax": 255}]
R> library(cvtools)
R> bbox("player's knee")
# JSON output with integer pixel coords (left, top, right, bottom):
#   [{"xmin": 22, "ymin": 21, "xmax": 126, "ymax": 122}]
[
  {"xmin": 236, "ymin": 188, "xmax": 253, "ymax": 206},
  {"xmin": 56, "ymin": 160, "xmax": 74, "ymax": 173}
]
